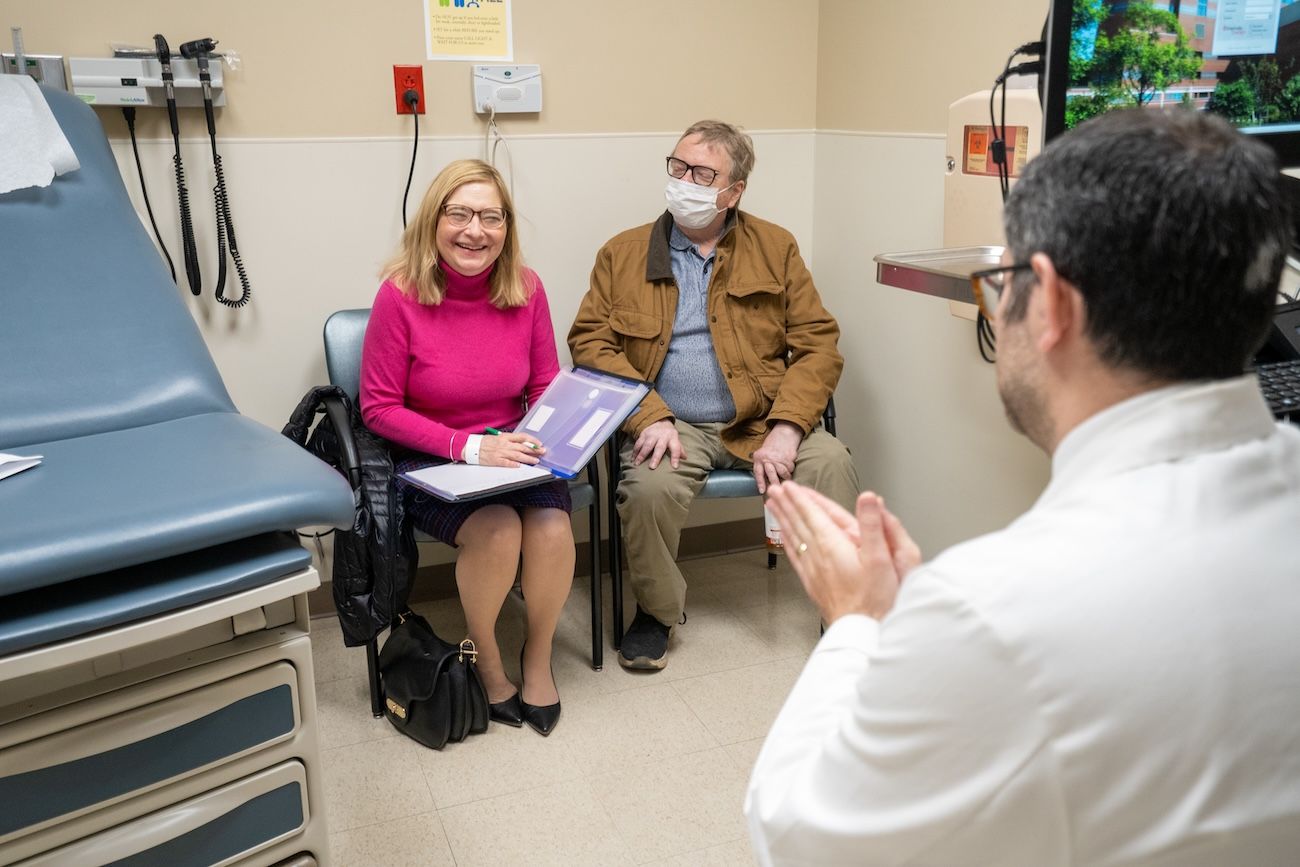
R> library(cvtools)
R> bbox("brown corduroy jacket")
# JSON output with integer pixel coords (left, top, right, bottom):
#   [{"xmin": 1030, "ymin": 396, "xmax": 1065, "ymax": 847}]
[{"xmin": 568, "ymin": 209, "xmax": 843, "ymax": 461}]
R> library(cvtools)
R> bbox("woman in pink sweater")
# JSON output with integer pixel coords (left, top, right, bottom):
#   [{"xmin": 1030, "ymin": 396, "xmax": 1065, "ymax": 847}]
[{"xmin": 361, "ymin": 159, "xmax": 571, "ymax": 736}]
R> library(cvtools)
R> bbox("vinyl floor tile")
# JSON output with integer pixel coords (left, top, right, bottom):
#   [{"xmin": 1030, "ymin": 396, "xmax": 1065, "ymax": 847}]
[
  {"xmin": 314, "ymin": 674, "xmax": 398, "ymax": 752},
  {"xmin": 646, "ymin": 837, "xmax": 757, "ymax": 866},
  {"xmin": 438, "ymin": 778, "xmax": 632, "ymax": 867},
  {"xmin": 671, "ymin": 656, "xmax": 808, "ymax": 745},
  {"xmin": 329, "ymin": 811, "xmax": 456, "ymax": 866},
  {"xmin": 321, "ymin": 735, "xmax": 437, "ymax": 832},
  {"xmin": 417, "ymin": 716, "xmax": 585, "ymax": 808},
  {"xmin": 589, "ymin": 746, "xmax": 750, "ymax": 863}
]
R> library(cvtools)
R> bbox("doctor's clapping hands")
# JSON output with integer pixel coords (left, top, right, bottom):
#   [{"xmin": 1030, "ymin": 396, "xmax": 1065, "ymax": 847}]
[{"xmin": 765, "ymin": 483, "xmax": 921, "ymax": 623}]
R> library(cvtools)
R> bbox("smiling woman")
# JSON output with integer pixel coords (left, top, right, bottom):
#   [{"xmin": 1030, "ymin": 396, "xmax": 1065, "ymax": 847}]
[{"xmin": 359, "ymin": 158, "xmax": 575, "ymax": 737}]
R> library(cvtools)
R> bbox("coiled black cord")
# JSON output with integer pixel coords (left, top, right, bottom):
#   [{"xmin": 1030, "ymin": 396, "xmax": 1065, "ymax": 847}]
[
  {"xmin": 192, "ymin": 48, "xmax": 251, "ymax": 308},
  {"xmin": 122, "ymin": 107, "xmax": 177, "ymax": 283},
  {"xmin": 174, "ymin": 144, "xmax": 203, "ymax": 296},
  {"xmin": 211, "ymin": 151, "xmax": 251, "ymax": 308}
]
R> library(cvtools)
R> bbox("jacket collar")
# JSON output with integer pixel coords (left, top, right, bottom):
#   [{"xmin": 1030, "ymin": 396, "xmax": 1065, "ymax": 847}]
[
  {"xmin": 1040, "ymin": 375, "xmax": 1277, "ymax": 506},
  {"xmin": 645, "ymin": 209, "xmax": 739, "ymax": 282}
]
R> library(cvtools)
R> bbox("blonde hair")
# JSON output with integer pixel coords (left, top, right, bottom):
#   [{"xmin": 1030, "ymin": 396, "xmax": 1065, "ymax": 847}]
[{"xmin": 382, "ymin": 159, "xmax": 529, "ymax": 307}]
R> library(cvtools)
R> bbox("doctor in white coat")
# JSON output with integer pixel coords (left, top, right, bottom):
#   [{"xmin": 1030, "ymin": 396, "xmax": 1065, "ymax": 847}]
[{"xmin": 746, "ymin": 108, "xmax": 1300, "ymax": 866}]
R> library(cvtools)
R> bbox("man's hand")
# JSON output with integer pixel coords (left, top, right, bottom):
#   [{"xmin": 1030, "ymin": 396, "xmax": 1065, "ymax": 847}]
[
  {"xmin": 478, "ymin": 432, "xmax": 545, "ymax": 468},
  {"xmin": 765, "ymin": 482, "xmax": 921, "ymax": 623},
  {"xmin": 751, "ymin": 421, "xmax": 803, "ymax": 493},
  {"xmin": 632, "ymin": 419, "xmax": 684, "ymax": 469}
]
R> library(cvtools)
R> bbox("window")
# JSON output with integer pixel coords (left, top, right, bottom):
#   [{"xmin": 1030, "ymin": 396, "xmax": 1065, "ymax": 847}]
[{"xmin": 1198, "ymin": 0, "xmax": 1208, "ymax": 16}]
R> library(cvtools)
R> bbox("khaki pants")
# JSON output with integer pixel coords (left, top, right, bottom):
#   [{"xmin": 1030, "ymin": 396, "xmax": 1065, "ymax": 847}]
[{"xmin": 616, "ymin": 420, "xmax": 860, "ymax": 627}]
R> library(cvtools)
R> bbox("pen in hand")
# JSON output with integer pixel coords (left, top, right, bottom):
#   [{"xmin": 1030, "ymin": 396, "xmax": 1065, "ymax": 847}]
[{"xmin": 485, "ymin": 427, "xmax": 540, "ymax": 450}]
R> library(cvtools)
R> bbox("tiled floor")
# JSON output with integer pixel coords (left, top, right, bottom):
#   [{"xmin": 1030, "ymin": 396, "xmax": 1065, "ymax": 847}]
[{"xmin": 311, "ymin": 549, "xmax": 821, "ymax": 866}]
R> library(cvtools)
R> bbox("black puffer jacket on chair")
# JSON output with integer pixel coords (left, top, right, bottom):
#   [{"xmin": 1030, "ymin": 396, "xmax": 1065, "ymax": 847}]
[{"xmin": 282, "ymin": 385, "xmax": 417, "ymax": 646}]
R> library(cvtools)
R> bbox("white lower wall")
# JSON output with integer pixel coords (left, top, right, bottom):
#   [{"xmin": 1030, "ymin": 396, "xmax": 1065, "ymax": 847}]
[
  {"xmin": 105, "ymin": 123, "xmax": 1048, "ymax": 561},
  {"xmin": 811, "ymin": 131, "xmax": 1049, "ymax": 555}
]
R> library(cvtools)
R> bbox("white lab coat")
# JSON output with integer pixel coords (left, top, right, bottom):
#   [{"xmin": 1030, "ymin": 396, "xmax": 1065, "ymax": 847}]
[{"xmin": 746, "ymin": 377, "xmax": 1300, "ymax": 866}]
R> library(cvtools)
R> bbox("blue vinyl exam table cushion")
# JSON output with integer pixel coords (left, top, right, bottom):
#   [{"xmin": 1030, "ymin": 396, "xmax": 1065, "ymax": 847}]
[{"xmin": 0, "ymin": 85, "xmax": 354, "ymax": 652}]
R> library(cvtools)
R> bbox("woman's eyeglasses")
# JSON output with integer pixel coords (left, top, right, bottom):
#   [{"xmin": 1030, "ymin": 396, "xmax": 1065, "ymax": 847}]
[
  {"xmin": 969, "ymin": 263, "xmax": 1033, "ymax": 319},
  {"xmin": 441, "ymin": 204, "xmax": 507, "ymax": 229}
]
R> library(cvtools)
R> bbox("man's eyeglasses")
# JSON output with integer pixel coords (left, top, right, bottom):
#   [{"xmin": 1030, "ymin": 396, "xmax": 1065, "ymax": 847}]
[
  {"xmin": 441, "ymin": 204, "xmax": 507, "ymax": 229},
  {"xmin": 969, "ymin": 263, "xmax": 1033, "ymax": 319},
  {"xmin": 666, "ymin": 156, "xmax": 722, "ymax": 186}
]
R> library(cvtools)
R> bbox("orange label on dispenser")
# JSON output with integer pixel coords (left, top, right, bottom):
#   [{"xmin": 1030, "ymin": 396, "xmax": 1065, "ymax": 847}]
[{"xmin": 963, "ymin": 125, "xmax": 1029, "ymax": 178}]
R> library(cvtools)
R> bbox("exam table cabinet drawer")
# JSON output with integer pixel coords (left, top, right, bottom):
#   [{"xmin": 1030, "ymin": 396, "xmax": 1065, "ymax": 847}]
[
  {"xmin": 0, "ymin": 661, "xmax": 301, "ymax": 844},
  {"xmin": 18, "ymin": 760, "xmax": 310, "ymax": 867}
]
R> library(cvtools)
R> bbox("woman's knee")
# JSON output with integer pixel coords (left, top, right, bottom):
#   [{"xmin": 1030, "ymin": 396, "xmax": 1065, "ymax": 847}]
[
  {"xmin": 457, "ymin": 505, "xmax": 523, "ymax": 550},
  {"xmin": 523, "ymin": 508, "xmax": 574, "ymax": 552}
]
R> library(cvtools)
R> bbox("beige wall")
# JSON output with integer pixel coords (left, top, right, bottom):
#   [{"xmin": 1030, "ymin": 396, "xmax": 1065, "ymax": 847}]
[
  {"xmin": 6, "ymin": 0, "xmax": 1059, "ymax": 558},
  {"xmin": 811, "ymin": 1, "xmax": 1053, "ymax": 553},
  {"xmin": 5, "ymin": 0, "xmax": 819, "ymax": 139},
  {"xmin": 817, "ymin": 0, "xmax": 1051, "ymax": 133}
]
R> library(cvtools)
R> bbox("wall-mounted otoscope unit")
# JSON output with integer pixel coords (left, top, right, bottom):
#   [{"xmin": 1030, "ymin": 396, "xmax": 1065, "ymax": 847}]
[
  {"xmin": 67, "ymin": 52, "xmax": 225, "ymax": 107},
  {"xmin": 64, "ymin": 37, "xmax": 250, "ymax": 309}
]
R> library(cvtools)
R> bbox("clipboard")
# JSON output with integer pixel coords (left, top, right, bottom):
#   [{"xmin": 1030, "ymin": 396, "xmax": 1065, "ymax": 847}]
[
  {"xmin": 515, "ymin": 365, "xmax": 651, "ymax": 479},
  {"xmin": 398, "ymin": 365, "xmax": 650, "ymax": 501},
  {"xmin": 399, "ymin": 463, "xmax": 555, "ymax": 503}
]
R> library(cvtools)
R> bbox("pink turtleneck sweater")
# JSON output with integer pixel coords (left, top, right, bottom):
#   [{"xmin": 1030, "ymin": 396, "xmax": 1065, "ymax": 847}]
[{"xmin": 360, "ymin": 262, "xmax": 560, "ymax": 460}]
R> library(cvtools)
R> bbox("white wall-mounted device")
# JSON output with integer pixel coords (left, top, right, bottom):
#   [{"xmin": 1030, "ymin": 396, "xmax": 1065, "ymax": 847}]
[
  {"xmin": 2, "ymin": 54, "xmax": 68, "ymax": 90},
  {"xmin": 68, "ymin": 56, "xmax": 225, "ymax": 107},
  {"xmin": 472, "ymin": 64, "xmax": 541, "ymax": 114}
]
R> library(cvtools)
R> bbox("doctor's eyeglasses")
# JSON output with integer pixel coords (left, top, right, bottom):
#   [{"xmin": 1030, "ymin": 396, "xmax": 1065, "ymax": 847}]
[
  {"xmin": 441, "ymin": 204, "xmax": 508, "ymax": 229},
  {"xmin": 969, "ymin": 262, "xmax": 1033, "ymax": 319},
  {"xmin": 666, "ymin": 156, "xmax": 721, "ymax": 186}
]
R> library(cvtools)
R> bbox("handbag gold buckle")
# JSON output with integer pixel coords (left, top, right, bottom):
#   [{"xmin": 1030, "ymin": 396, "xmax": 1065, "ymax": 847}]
[
  {"xmin": 458, "ymin": 638, "xmax": 477, "ymax": 663},
  {"xmin": 385, "ymin": 697, "xmax": 407, "ymax": 719}
]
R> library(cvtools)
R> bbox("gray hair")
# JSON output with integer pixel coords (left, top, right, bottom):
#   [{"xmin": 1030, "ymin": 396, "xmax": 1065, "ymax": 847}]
[{"xmin": 680, "ymin": 119, "xmax": 756, "ymax": 184}]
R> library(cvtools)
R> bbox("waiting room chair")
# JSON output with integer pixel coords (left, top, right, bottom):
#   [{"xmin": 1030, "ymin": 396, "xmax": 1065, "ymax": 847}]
[
  {"xmin": 605, "ymin": 399, "xmax": 836, "ymax": 647},
  {"xmin": 322, "ymin": 309, "xmax": 606, "ymax": 716}
]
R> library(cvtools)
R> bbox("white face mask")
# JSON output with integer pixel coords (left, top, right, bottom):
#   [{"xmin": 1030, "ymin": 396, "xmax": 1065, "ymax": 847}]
[{"xmin": 664, "ymin": 176, "xmax": 734, "ymax": 229}]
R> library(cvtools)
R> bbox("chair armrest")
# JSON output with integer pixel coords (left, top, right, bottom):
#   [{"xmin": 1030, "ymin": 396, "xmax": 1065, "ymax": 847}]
[{"xmin": 320, "ymin": 393, "xmax": 362, "ymax": 491}]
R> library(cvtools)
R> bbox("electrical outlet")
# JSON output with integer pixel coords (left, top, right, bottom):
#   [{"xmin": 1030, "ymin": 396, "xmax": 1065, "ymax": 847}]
[{"xmin": 393, "ymin": 64, "xmax": 425, "ymax": 115}]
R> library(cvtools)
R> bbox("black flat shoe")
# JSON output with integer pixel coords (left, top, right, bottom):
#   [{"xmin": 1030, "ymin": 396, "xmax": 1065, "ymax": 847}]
[
  {"xmin": 488, "ymin": 692, "xmax": 524, "ymax": 727},
  {"xmin": 519, "ymin": 643, "xmax": 561, "ymax": 737}
]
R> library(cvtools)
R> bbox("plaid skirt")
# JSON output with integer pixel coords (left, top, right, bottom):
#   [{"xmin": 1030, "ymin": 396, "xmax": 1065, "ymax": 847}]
[{"xmin": 394, "ymin": 453, "xmax": 572, "ymax": 547}]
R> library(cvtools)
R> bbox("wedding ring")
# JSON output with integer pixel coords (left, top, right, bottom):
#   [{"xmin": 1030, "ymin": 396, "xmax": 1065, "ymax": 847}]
[{"xmin": 797, "ymin": 542, "xmax": 809, "ymax": 554}]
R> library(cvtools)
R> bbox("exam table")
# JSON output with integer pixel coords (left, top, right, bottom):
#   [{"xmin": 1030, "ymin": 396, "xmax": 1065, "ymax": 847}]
[{"xmin": 0, "ymin": 84, "xmax": 354, "ymax": 865}]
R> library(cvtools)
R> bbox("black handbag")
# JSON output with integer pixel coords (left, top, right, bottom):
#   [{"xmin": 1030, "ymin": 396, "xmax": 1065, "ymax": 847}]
[{"xmin": 377, "ymin": 610, "xmax": 489, "ymax": 749}]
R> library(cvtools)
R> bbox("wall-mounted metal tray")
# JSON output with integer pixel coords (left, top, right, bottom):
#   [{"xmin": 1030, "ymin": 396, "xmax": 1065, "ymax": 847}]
[{"xmin": 873, "ymin": 246, "xmax": 1004, "ymax": 304}]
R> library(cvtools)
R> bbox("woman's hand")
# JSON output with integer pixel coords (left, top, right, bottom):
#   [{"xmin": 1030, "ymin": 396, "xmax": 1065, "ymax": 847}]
[{"xmin": 478, "ymin": 432, "xmax": 545, "ymax": 468}]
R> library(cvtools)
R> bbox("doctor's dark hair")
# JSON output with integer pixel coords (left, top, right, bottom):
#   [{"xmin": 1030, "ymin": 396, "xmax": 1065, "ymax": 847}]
[
  {"xmin": 680, "ymin": 120, "xmax": 755, "ymax": 184},
  {"xmin": 1002, "ymin": 108, "xmax": 1291, "ymax": 381},
  {"xmin": 383, "ymin": 159, "xmax": 529, "ymax": 308}
]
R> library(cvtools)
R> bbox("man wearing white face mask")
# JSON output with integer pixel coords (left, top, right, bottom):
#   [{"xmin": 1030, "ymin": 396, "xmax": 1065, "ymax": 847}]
[{"xmin": 569, "ymin": 119, "xmax": 860, "ymax": 671}]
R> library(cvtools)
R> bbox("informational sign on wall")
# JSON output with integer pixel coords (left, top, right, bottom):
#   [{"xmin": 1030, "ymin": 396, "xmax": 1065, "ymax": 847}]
[
  {"xmin": 962, "ymin": 125, "xmax": 1030, "ymax": 178},
  {"xmin": 425, "ymin": 0, "xmax": 513, "ymax": 62}
]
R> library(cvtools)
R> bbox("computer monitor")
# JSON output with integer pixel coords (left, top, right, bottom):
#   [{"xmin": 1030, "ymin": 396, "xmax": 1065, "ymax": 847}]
[{"xmin": 1041, "ymin": 0, "xmax": 1300, "ymax": 166}]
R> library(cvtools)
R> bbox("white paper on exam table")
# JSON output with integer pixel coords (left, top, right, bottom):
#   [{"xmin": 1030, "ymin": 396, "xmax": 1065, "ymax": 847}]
[{"xmin": 0, "ymin": 452, "xmax": 43, "ymax": 482}]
